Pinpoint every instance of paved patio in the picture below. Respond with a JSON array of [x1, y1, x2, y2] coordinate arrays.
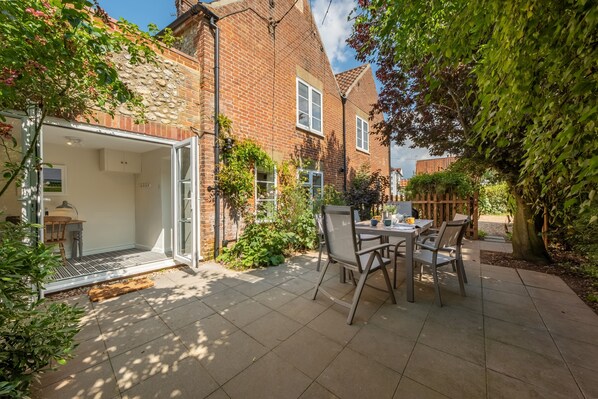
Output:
[[35, 240, 598, 399]]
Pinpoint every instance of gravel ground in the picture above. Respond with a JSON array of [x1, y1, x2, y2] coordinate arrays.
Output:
[[478, 214, 512, 238]]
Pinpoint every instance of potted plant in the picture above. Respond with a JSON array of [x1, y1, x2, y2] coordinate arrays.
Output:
[[383, 204, 396, 226]]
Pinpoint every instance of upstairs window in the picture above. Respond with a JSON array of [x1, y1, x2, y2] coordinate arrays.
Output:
[[356, 116, 369, 152], [297, 78, 322, 134]]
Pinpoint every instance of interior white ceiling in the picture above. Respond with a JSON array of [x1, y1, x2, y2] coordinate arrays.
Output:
[[42, 124, 170, 153]]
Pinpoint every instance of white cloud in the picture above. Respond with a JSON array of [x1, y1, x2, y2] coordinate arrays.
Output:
[[391, 141, 433, 177], [312, 0, 356, 68]]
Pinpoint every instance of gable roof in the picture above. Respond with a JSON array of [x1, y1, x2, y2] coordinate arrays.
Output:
[[335, 64, 370, 96]]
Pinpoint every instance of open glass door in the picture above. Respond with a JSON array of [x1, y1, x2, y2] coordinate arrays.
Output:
[[172, 136, 199, 267]]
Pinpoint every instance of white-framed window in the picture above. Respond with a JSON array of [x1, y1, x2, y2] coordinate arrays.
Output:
[[356, 116, 369, 152], [255, 166, 277, 221], [298, 169, 324, 200], [296, 78, 323, 134]]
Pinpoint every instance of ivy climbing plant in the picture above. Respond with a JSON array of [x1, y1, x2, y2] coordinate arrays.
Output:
[[217, 115, 274, 223]]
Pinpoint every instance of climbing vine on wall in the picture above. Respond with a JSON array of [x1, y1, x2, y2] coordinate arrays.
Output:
[[217, 115, 274, 222]]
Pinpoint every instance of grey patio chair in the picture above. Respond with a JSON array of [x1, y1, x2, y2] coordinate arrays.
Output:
[[420, 213, 470, 283], [396, 201, 413, 217], [414, 220, 468, 306], [314, 205, 396, 324], [315, 214, 326, 272], [353, 209, 383, 250]]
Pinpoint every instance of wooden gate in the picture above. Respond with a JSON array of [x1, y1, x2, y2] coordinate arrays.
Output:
[[388, 193, 479, 239]]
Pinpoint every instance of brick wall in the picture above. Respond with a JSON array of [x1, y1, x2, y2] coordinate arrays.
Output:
[[190, 0, 348, 255], [343, 66, 388, 190]]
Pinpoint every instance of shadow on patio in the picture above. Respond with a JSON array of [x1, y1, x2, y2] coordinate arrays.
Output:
[[35, 240, 598, 399]]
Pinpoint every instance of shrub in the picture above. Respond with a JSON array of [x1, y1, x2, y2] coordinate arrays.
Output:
[[218, 216, 292, 269], [406, 171, 474, 197], [322, 185, 346, 206], [277, 162, 317, 251], [345, 165, 389, 219], [0, 221, 83, 398]]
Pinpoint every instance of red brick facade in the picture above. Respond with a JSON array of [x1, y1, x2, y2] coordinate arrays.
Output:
[[84, 0, 389, 259]]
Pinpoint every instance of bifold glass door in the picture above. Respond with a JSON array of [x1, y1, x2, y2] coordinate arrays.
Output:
[[172, 137, 199, 267]]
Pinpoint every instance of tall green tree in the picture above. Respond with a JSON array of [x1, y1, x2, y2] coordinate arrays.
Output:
[[0, 1, 174, 396], [350, 0, 597, 262]]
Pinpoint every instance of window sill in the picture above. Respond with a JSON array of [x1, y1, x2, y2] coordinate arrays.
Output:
[[296, 124, 324, 138], [356, 147, 370, 155]]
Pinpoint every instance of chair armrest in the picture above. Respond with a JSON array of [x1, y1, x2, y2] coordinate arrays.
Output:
[[355, 243, 392, 256], [419, 233, 438, 244], [416, 242, 437, 251]]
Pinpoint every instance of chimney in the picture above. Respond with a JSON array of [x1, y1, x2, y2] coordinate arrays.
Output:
[[175, 0, 194, 17]]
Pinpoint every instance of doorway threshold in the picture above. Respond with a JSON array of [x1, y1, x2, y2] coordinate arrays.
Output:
[[43, 258, 179, 294]]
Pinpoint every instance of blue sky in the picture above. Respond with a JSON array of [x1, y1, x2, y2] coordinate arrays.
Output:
[[97, 0, 431, 176]]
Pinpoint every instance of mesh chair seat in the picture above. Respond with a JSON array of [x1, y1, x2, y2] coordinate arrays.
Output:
[[359, 233, 382, 241], [412, 250, 454, 267]]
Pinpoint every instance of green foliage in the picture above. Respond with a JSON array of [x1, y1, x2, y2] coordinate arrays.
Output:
[[277, 167, 317, 251], [0, 0, 175, 197], [345, 165, 389, 219], [478, 230, 488, 240], [218, 161, 319, 269], [354, 0, 597, 222], [217, 216, 292, 269], [406, 171, 474, 198], [218, 121, 274, 221], [480, 182, 511, 215], [322, 185, 346, 206], [0, 221, 83, 397], [563, 204, 598, 269]]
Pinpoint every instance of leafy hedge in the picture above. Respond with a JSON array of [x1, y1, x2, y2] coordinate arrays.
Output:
[[406, 171, 474, 197]]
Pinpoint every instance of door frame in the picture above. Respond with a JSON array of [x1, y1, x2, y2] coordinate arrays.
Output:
[[37, 117, 202, 262], [172, 136, 200, 267]]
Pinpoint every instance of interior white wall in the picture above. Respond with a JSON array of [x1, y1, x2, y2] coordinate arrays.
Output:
[[135, 148, 171, 253], [0, 118, 23, 217], [44, 143, 136, 256]]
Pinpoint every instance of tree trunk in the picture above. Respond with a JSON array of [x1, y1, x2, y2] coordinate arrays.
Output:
[[511, 190, 550, 264]]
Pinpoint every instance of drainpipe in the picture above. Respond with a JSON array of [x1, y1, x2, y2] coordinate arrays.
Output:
[[210, 16, 221, 258], [341, 95, 347, 192]]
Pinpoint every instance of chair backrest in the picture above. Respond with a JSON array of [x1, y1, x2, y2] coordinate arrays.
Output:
[[453, 213, 470, 241], [435, 220, 467, 249], [323, 205, 358, 266], [453, 213, 469, 221], [396, 201, 413, 217], [353, 209, 361, 223], [44, 216, 71, 243], [315, 214, 325, 241]]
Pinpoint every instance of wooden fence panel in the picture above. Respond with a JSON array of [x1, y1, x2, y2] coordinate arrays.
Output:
[[388, 192, 479, 239]]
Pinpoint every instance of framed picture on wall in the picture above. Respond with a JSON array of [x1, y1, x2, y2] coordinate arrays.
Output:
[[42, 165, 67, 195]]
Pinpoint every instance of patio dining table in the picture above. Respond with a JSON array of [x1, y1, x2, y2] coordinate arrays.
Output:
[[355, 219, 433, 302]]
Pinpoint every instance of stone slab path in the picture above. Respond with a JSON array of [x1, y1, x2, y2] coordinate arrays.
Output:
[[35, 240, 598, 399]]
